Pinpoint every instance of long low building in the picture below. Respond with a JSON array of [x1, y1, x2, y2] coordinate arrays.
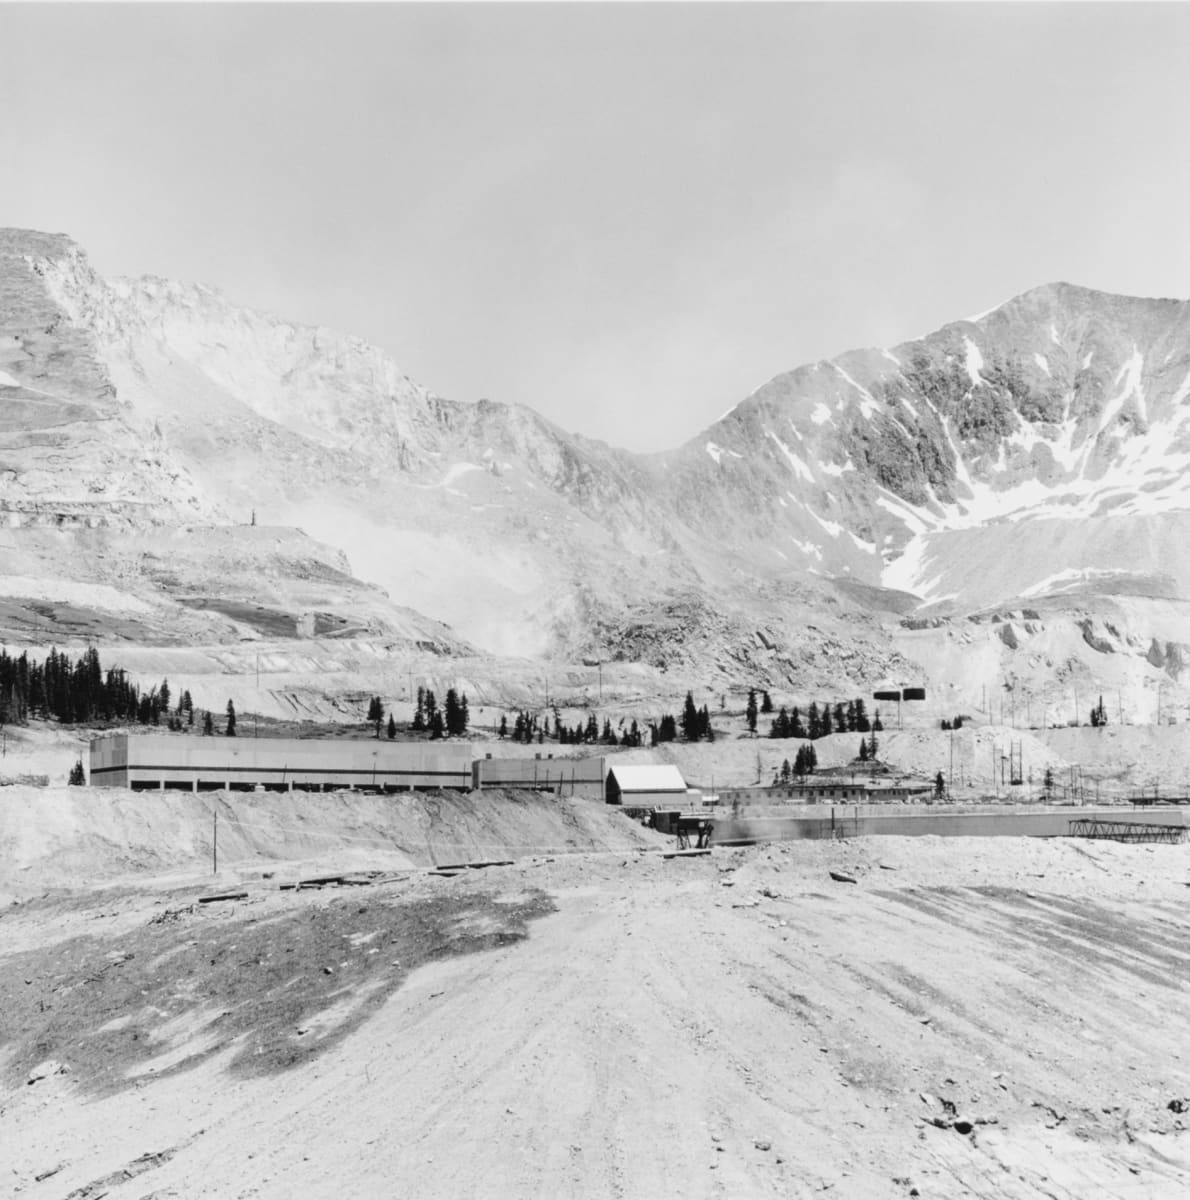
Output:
[[472, 754, 606, 797], [89, 732, 473, 792]]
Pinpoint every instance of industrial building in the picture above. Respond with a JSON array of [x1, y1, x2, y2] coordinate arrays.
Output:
[[605, 762, 690, 807], [472, 754, 606, 797], [718, 781, 868, 806], [717, 780, 934, 806], [89, 732, 473, 792]]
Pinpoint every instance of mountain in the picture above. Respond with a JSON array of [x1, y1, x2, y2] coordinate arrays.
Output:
[[3, 226, 1190, 724]]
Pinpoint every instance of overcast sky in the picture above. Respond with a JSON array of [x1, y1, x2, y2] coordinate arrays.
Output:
[[3, 3, 1188, 451]]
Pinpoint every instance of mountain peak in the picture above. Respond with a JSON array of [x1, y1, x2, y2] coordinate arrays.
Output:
[[0, 227, 81, 261]]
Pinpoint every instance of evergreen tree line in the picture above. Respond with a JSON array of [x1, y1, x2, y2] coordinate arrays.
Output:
[[0, 645, 197, 729], [410, 686, 469, 739], [649, 693, 717, 745], [768, 698, 881, 740], [939, 716, 966, 730], [773, 743, 819, 783], [499, 709, 647, 748]]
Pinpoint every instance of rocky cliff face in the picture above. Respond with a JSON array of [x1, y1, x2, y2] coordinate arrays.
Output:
[[4, 227, 1190, 717]]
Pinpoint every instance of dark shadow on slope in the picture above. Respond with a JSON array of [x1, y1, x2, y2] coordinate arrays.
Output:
[[1, 886, 555, 1096]]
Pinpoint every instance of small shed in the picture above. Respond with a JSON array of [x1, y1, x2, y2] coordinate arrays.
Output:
[[606, 763, 688, 807]]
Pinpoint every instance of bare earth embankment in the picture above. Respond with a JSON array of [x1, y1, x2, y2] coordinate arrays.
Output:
[[1, 794, 1188, 1199]]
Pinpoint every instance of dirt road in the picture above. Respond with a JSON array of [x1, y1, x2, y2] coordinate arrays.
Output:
[[2, 834, 1189, 1198]]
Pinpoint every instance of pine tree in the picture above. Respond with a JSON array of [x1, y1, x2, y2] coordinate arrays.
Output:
[[854, 698, 870, 733], [225, 700, 237, 737], [68, 759, 85, 785], [872, 709, 883, 732], [820, 703, 833, 736], [868, 730, 878, 759], [746, 689, 758, 734], [807, 702, 821, 740], [761, 691, 773, 714], [770, 706, 788, 739], [791, 706, 806, 738], [499, 714, 508, 739], [428, 708, 445, 740], [935, 771, 945, 798], [386, 713, 397, 739], [834, 702, 847, 733], [682, 692, 700, 741], [444, 689, 463, 737], [859, 738, 869, 762], [367, 696, 385, 738], [203, 710, 214, 736]]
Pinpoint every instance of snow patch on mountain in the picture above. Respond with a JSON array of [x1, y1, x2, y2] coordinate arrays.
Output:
[[767, 431, 813, 482], [807, 508, 843, 538], [963, 337, 984, 387], [832, 363, 878, 417]]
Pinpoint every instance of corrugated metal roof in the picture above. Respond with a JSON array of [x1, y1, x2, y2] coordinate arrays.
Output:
[[607, 763, 687, 792]]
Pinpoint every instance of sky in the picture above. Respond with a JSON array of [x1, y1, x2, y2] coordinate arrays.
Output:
[[3, 2, 1189, 452]]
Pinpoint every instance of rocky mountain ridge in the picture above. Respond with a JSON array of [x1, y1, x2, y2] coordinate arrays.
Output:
[[3, 227, 1190, 722]]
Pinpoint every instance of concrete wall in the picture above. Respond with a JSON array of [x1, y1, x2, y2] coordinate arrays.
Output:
[[710, 805, 1190, 845], [89, 733, 473, 791]]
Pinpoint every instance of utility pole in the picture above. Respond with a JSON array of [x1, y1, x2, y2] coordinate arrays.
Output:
[[598, 662, 602, 705], [949, 726, 954, 795], [212, 808, 217, 876]]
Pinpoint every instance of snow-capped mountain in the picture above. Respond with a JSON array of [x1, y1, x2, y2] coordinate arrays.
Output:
[[4, 226, 1190, 718], [657, 281, 1190, 610]]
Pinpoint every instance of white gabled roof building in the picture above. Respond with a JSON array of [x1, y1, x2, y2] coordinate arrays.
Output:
[[606, 762, 688, 805]]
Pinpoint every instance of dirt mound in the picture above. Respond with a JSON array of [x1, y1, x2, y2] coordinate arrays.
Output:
[[0, 785, 665, 898]]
